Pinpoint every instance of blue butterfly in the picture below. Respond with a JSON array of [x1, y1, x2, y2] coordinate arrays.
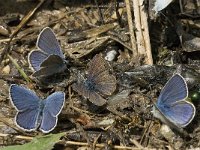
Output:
[[9, 84, 65, 133], [72, 54, 116, 106], [28, 27, 68, 77], [152, 74, 196, 128]]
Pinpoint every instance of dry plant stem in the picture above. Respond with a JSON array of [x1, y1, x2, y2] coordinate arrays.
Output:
[[92, 134, 101, 150], [0, 133, 33, 141], [0, 133, 151, 149], [0, 0, 45, 63], [10, 0, 45, 37], [94, 0, 104, 24], [130, 139, 144, 149], [8, 55, 31, 83], [140, 121, 152, 146], [84, 23, 118, 38], [65, 141, 149, 149], [71, 106, 94, 115], [179, 0, 183, 13], [132, 0, 146, 56], [124, 0, 137, 56], [139, 1, 153, 65]]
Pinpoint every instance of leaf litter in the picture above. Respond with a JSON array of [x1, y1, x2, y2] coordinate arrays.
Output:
[[0, 0, 200, 149]]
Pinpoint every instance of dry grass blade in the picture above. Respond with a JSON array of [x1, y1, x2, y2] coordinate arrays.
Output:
[[0, 0, 45, 63], [124, 0, 137, 57]]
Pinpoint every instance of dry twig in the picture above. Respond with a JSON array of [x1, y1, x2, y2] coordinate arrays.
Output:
[[139, 1, 153, 64], [0, 0, 45, 63], [124, 0, 137, 56]]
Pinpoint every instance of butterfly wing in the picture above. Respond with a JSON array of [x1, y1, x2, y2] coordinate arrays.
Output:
[[87, 54, 116, 95], [92, 70, 116, 95], [37, 27, 64, 58], [72, 82, 107, 106], [156, 74, 195, 127], [87, 54, 107, 79], [40, 92, 65, 133], [28, 50, 48, 71], [157, 74, 188, 106], [158, 101, 195, 127], [9, 84, 40, 131], [32, 55, 66, 77]]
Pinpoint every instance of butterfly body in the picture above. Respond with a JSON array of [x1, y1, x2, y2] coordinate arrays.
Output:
[[10, 84, 65, 133], [152, 74, 196, 128], [28, 27, 67, 77], [84, 79, 96, 91]]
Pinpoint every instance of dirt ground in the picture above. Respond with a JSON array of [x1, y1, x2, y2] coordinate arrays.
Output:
[[0, 0, 200, 149]]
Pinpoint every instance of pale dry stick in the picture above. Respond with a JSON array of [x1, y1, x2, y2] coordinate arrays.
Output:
[[132, 0, 146, 56], [8, 55, 31, 83], [130, 139, 144, 149], [0, 0, 45, 63], [139, 0, 153, 65], [0, 133, 150, 150], [92, 134, 101, 150], [65, 141, 149, 149], [71, 105, 95, 115], [140, 121, 152, 147], [124, 0, 137, 57], [0, 133, 33, 141], [197, 0, 200, 8], [179, 0, 184, 13], [0, 38, 15, 43]]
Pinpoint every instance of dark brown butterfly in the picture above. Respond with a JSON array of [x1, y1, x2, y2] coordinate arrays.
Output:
[[72, 54, 116, 106]]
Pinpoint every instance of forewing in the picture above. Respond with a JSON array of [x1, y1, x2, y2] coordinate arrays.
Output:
[[87, 54, 107, 79], [86, 54, 116, 95], [28, 50, 48, 71], [15, 108, 40, 131], [40, 92, 65, 133], [72, 82, 106, 106], [157, 74, 188, 106], [158, 101, 195, 127], [9, 84, 40, 111], [32, 55, 66, 77], [94, 70, 116, 95], [37, 27, 64, 58]]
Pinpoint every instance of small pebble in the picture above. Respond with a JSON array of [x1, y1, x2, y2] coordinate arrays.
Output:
[[105, 50, 118, 61], [160, 124, 175, 142], [2, 65, 10, 74], [0, 25, 9, 36]]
